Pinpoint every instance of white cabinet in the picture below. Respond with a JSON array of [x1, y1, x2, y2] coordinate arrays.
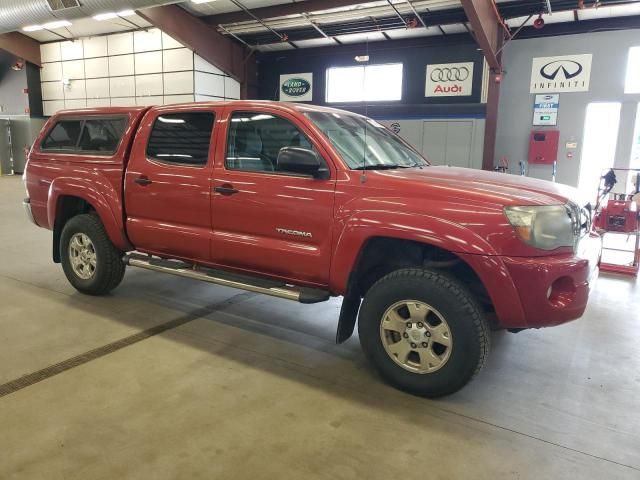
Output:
[[86, 98, 111, 107], [41, 62, 62, 82], [84, 57, 109, 79], [60, 41, 83, 61], [43, 100, 65, 116], [108, 32, 134, 56], [40, 43, 61, 63], [164, 71, 194, 95], [64, 79, 86, 100], [111, 97, 135, 107], [86, 78, 110, 99], [134, 51, 163, 75], [194, 55, 225, 75], [64, 99, 86, 109], [163, 48, 193, 72], [109, 76, 135, 97], [134, 29, 162, 52], [83, 37, 108, 58], [195, 71, 224, 98], [164, 94, 194, 104], [224, 77, 241, 100], [41, 82, 64, 100], [109, 54, 134, 77], [135, 74, 163, 97], [162, 32, 184, 49], [62, 60, 85, 80], [136, 96, 163, 106]]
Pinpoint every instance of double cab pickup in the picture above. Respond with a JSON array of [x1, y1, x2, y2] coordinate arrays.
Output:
[[23, 101, 601, 397]]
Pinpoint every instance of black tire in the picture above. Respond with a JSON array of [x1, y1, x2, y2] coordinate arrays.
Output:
[[358, 268, 489, 398], [60, 213, 126, 295]]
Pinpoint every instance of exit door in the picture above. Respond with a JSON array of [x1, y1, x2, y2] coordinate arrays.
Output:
[[421, 120, 474, 168]]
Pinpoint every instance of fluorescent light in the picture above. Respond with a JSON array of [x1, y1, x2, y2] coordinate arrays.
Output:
[[191, 0, 218, 4], [355, 55, 369, 62], [93, 12, 118, 21], [94, 10, 135, 21], [43, 20, 72, 29], [23, 25, 44, 32]]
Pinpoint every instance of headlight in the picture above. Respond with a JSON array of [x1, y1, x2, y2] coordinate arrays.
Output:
[[504, 204, 578, 251]]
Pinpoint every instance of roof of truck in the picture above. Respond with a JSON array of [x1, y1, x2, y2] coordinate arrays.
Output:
[[53, 100, 361, 118]]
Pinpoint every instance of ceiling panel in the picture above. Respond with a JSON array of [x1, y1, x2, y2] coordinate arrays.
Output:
[[22, 13, 151, 43]]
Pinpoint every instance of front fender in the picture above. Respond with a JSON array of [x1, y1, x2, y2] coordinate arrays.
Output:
[[48, 176, 129, 250], [329, 210, 498, 294]]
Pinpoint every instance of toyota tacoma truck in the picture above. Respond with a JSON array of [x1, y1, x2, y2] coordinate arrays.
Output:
[[23, 101, 600, 397]]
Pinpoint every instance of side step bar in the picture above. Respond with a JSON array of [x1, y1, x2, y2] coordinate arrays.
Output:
[[123, 253, 330, 304]]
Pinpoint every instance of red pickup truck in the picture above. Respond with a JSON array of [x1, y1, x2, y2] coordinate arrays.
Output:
[[23, 101, 600, 397]]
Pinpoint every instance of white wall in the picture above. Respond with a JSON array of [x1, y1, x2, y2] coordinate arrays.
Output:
[[40, 29, 241, 116]]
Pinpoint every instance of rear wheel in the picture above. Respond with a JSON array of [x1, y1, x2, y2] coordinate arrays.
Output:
[[60, 214, 125, 295], [358, 268, 489, 397]]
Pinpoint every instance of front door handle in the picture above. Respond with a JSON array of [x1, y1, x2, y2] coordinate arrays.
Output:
[[134, 176, 152, 186], [214, 185, 239, 195]]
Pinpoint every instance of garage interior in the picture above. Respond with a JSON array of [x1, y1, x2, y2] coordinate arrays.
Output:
[[1, 0, 640, 478]]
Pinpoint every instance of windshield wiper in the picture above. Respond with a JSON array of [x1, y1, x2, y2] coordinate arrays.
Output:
[[353, 164, 403, 170]]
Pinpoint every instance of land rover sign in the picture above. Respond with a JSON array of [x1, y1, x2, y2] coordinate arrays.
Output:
[[279, 73, 313, 102]]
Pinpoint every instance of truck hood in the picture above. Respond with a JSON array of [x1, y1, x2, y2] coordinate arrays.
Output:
[[372, 166, 588, 207]]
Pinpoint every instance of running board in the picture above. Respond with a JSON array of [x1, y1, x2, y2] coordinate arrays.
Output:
[[123, 253, 330, 304]]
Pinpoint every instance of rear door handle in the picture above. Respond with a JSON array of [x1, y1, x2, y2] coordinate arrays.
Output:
[[214, 185, 239, 195], [134, 176, 152, 186]]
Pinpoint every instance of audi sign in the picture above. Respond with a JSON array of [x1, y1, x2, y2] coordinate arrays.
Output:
[[425, 62, 474, 97]]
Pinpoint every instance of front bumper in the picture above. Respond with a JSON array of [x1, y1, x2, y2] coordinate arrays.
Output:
[[23, 198, 37, 226], [460, 233, 601, 329], [501, 233, 601, 328]]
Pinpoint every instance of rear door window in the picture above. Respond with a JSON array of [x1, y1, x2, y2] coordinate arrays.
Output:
[[41, 120, 82, 151], [146, 112, 215, 166]]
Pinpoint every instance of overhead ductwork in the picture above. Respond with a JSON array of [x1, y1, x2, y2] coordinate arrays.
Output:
[[0, 0, 179, 34]]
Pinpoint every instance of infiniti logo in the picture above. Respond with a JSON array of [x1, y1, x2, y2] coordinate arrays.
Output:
[[540, 60, 583, 81], [430, 67, 470, 82]]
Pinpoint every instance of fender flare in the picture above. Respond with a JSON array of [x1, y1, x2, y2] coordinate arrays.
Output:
[[47, 177, 129, 251], [329, 210, 498, 294]]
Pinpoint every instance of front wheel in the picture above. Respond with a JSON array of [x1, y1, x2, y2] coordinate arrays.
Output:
[[358, 268, 489, 397], [60, 214, 126, 295]]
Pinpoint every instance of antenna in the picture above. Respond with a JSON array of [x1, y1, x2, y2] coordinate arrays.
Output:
[[360, 36, 370, 183]]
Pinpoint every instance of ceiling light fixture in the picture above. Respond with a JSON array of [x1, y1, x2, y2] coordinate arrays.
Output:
[[355, 55, 370, 62], [23, 25, 44, 32], [190, 0, 218, 4], [43, 20, 72, 29], [94, 10, 135, 21]]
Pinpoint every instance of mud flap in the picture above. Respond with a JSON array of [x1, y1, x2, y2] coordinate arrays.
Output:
[[336, 295, 362, 344]]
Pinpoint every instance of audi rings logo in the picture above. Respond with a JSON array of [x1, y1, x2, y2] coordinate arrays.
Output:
[[540, 60, 583, 81], [430, 66, 470, 83], [426, 62, 474, 97]]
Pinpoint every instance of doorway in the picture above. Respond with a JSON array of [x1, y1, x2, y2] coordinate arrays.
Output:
[[577, 102, 622, 198], [421, 120, 474, 168]]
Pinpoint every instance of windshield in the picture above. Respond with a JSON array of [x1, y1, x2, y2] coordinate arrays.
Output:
[[304, 111, 428, 170]]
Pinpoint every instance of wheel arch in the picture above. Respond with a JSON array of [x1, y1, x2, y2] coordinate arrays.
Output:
[[48, 178, 130, 263]]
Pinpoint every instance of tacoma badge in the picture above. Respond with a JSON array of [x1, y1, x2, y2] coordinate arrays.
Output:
[[276, 228, 312, 238]]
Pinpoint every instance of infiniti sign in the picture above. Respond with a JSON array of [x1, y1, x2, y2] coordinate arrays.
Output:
[[530, 54, 592, 93], [540, 60, 583, 80]]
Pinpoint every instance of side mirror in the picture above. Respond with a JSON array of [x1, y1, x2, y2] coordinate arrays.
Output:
[[277, 147, 328, 179]]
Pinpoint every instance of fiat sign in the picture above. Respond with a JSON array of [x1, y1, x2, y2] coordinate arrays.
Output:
[[425, 62, 474, 97], [530, 54, 592, 93]]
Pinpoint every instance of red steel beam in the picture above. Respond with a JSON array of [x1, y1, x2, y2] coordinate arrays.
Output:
[[0, 32, 41, 66], [481, 31, 504, 171], [460, 0, 504, 72], [204, 0, 367, 25], [137, 4, 247, 83]]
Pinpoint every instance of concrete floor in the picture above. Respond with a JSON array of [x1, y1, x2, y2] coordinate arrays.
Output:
[[1, 175, 639, 479]]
